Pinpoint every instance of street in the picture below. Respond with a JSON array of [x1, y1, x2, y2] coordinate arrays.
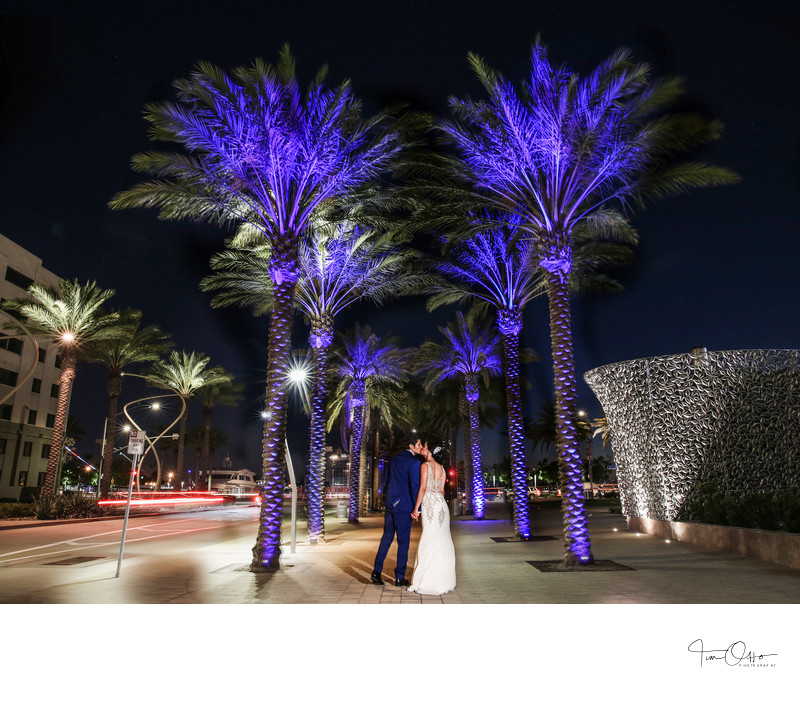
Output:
[[0, 505, 264, 603]]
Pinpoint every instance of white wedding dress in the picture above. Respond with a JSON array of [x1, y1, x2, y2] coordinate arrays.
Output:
[[407, 462, 456, 595]]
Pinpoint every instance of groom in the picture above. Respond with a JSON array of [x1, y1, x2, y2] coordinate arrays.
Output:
[[371, 435, 423, 587]]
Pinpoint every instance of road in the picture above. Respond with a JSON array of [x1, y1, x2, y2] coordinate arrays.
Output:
[[0, 505, 265, 603]]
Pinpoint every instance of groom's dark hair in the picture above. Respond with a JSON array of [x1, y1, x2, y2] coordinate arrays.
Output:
[[407, 433, 424, 448]]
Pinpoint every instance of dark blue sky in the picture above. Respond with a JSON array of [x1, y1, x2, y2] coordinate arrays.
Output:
[[1, 0, 797, 475]]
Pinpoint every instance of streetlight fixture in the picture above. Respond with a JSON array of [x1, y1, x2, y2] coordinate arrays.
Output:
[[120, 372, 186, 490], [278, 356, 311, 554]]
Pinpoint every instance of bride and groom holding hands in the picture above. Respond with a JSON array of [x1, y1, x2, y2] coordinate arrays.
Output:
[[371, 435, 456, 595]]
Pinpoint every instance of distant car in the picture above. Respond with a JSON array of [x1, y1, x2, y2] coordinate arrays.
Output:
[[483, 487, 507, 501]]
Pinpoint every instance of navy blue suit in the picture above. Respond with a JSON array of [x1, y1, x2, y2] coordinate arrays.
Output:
[[373, 449, 421, 579]]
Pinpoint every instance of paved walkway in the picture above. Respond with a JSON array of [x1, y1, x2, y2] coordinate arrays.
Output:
[[2, 500, 799, 604]]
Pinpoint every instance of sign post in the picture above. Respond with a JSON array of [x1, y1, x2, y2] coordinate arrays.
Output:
[[115, 429, 145, 578]]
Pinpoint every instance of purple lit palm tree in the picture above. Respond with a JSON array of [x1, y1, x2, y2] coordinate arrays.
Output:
[[416, 310, 503, 519], [332, 325, 413, 523], [328, 373, 416, 512], [428, 211, 629, 537], [202, 222, 427, 541], [428, 216, 540, 537], [423, 40, 737, 564], [111, 47, 401, 571]]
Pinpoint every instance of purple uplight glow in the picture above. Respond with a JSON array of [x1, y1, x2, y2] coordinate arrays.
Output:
[[334, 324, 411, 523], [436, 38, 706, 558], [418, 312, 503, 520], [111, 48, 402, 569], [434, 220, 536, 538]]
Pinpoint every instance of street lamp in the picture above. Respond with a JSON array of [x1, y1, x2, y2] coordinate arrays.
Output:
[[279, 356, 311, 554], [578, 409, 594, 497], [120, 372, 186, 490]]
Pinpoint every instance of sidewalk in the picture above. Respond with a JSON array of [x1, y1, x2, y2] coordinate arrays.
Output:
[[3, 501, 798, 604]]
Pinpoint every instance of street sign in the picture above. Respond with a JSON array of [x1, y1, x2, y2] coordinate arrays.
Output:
[[127, 429, 146, 455]]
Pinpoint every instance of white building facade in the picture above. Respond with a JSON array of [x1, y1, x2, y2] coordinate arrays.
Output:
[[0, 233, 62, 501]]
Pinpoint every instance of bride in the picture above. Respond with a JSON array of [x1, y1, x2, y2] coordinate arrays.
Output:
[[408, 443, 456, 595]]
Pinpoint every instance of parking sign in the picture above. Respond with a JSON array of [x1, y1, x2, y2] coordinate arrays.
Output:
[[127, 429, 146, 455]]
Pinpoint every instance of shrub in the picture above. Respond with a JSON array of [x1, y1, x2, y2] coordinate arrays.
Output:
[[681, 482, 800, 533], [0, 502, 36, 518], [33, 493, 104, 520], [33, 494, 57, 520]]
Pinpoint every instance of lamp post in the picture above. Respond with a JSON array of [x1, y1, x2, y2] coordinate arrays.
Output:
[[98, 417, 131, 495], [578, 410, 594, 497], [120, 372, 185, 490], [272, 357, 311, 554]]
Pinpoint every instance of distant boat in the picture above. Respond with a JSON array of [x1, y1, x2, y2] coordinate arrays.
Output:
[[207, 468, 257, 496]]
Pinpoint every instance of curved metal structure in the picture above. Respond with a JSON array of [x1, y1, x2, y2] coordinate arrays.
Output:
[[584, 349, 800, 521], [0, 311, 40, 406]]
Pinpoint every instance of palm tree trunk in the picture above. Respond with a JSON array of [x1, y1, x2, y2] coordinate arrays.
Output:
[[498, 310, 532, 539], [251, 274, 296, 572], [347, 381, 366, 523], [359, 428, 369, 515], [306, 341, 330, 543], [43, 352, 76, 495], [101, 372, 122, 499], [176, 411, 188, 489], [200, 405, 212, 491], [545, 273, 594, 565], [459, 395, 472, 514], [371, 417, 381, 510], [465, 375, 485, 519]]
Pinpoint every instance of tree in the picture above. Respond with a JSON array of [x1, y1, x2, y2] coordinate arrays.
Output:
[[332, 324, 413, 523], [111, 46, 402, 571], [526, 400, 592, 452], [415, 310, 503, 519], [416, 40, 737, 563], [84, 309, 172, 498], [428, 220, 547, 537], [201, 218, 427, 541], [194, 376, 243, 488], [146, 351, 227, 489], [2, 280, 119, 494]]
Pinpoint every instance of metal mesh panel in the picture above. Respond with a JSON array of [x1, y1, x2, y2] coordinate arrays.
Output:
[[584, 349, 800, 520]]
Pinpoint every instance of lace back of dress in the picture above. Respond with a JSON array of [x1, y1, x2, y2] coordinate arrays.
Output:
[[428, 462, 443, 493]]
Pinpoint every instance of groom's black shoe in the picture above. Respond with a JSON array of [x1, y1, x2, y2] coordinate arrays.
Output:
[[370, 571, 384, 585], [395, 578, 411, 587]]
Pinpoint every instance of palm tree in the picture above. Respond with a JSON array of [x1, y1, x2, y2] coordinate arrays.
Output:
[[591, 417, 612, 450], [332, 324, 413, 523], [427, 216, 545, 538], [84, 310, 172, 498], [327, 370, 415, 510], [111, 46, 402, 571], [201, 220, 428, 541], [184, 425, 229, 482], [415, 310, 503, 519], [2, 280, 119, 494], [414, 40, 737, 563], [146, 351, 227, 489], [526, 400, 592, 453], [194, 375, 243, 488]]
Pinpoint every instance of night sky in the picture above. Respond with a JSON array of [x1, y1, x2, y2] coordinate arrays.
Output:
[[2, 0, 796, 686], [1, 0, 797, 478]]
